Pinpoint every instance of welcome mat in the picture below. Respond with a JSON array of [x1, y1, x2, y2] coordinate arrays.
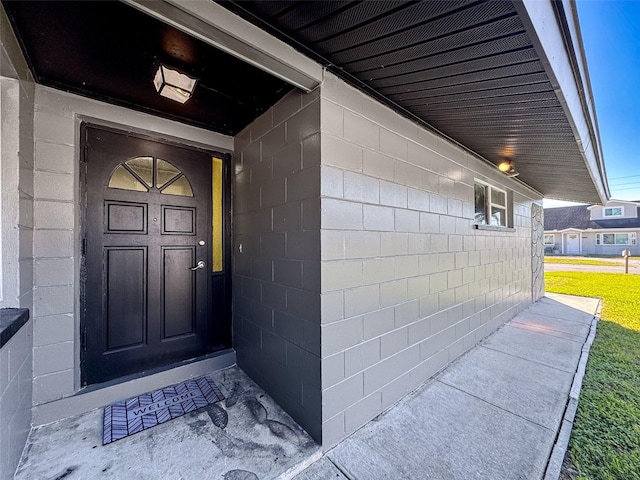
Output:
[[103, 375, 224, 444]]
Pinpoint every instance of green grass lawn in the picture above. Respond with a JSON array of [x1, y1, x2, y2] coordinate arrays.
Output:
[[544, 257, 621, 266], [545, 272, 640, 480]]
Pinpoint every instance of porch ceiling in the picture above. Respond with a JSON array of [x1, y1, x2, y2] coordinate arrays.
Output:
[[3, 0, 608, 204], [1, 0, 293, 136], [222, 0, 609, 204]]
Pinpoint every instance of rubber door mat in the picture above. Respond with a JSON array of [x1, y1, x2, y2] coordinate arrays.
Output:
[[103, 375, 224, 444]]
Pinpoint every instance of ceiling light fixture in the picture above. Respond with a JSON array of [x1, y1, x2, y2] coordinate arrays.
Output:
[[153, 65, 196, 104], [497, 159, 519, 177]]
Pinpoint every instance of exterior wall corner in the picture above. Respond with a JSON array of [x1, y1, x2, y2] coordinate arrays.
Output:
[[232, 88, 322, 442]]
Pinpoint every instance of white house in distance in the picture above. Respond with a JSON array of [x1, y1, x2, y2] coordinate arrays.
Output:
[[0, 1, 610, 477], [544, 200, 640, 255]]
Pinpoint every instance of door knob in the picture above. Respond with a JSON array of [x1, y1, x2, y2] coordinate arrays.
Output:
[[190, 260, 206, 271]]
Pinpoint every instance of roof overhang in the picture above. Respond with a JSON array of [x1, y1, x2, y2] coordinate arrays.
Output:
[[221, 0, 610, 204], [1, 0, 305, 134], [513, 0, 609, 203], [2, 0, 611, 204]]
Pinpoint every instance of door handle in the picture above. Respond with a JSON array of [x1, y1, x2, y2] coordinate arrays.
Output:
[[190, 260, 206, 271]]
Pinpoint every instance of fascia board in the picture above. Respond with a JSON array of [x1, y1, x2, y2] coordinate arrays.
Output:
[[604, 200, 640, 206], [513, 0, 610, 204]]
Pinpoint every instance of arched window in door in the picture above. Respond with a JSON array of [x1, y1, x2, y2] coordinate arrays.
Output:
[[108, 156, 193, 197]]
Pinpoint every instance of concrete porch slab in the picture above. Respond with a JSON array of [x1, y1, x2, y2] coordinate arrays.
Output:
[[14, 367, 319, 480]]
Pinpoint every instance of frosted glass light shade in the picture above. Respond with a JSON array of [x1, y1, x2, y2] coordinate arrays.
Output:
[[153, 65, 196, 104]]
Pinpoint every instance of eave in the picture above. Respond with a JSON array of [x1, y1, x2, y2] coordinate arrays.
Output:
[[221, 0, 610, 204], [2, 0, 610, 205]]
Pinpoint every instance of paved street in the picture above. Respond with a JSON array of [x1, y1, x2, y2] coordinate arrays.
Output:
[[544, 257, 640, 275]]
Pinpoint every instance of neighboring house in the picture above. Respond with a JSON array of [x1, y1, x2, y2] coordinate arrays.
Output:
[[0, 1, 609, 478], [544, 201, 640, 255]]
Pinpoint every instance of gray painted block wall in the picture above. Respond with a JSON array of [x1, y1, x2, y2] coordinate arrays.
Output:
[[232, 75, 544, 446], [1, 7, 35, 314], [318, 73, 542, 446], [31, 96, 77, 407], [0, 322, 33, 480], [232, 89, 322, 441], [1, 8, 35, 478]]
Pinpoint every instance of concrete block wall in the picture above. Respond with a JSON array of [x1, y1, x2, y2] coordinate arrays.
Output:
[[30, 85, 233, 410], [0, 6, 35, 313], [233, 89, 322, 441], [1, 6, 35, 477], [31, 95, 77, 407], [318, 73, 542, 446], [0, 322, 33, 480]]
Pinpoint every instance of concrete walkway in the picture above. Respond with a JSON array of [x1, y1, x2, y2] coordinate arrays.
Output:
[[295, 293, 600, 480], [14, 294, 599, 480]]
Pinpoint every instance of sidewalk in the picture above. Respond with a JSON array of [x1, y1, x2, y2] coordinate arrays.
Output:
[[14, 294, 599, 480], [295, 293, 600, 480]]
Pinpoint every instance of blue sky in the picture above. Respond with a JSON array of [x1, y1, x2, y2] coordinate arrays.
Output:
[[544, 0, 640, 207]]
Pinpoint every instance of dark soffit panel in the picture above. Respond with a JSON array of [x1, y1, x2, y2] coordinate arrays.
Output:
[[221, 0, 603, 203], [2, 0, 293, 136]]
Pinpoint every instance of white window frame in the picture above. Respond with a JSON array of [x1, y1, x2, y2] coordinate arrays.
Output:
[[596, 232, 636, 245], [603, 206, 624, 217], [474, 180, 508, 227], [544, 234, 555, 245]]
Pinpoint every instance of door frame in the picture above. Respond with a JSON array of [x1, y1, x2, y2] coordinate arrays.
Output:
[[79, 122, 233, 386]]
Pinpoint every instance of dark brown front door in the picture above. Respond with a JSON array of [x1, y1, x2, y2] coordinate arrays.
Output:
[[82, 125, 219, 385]]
